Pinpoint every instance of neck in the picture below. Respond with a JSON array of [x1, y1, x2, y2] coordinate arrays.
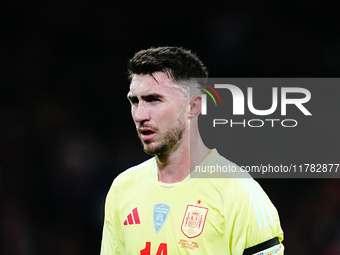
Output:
[[155, 141, 190, 183], [156, 127, 210, 184]]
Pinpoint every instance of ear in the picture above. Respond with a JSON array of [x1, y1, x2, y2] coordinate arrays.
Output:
[[188, 95, 202, 119]]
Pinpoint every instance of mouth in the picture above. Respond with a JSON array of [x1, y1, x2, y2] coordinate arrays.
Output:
[[139, 128, 156, 141]]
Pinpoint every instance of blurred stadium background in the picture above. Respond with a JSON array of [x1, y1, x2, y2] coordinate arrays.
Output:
[[1, 1, 339, 254]]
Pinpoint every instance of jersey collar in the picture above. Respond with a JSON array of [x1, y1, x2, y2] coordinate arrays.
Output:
[[150, 149, 219, 184]]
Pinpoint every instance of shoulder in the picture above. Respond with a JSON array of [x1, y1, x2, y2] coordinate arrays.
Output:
[[109, 157, 154, 192], [198, 150, 275, 217], [103, 158, 154, 220], [206, 151, 284, 246], [114, 157, 154, 185]]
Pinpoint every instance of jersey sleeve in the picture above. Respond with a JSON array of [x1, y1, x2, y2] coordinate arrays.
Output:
[[227, 179, 284, 254], [100, 186, 124, 255]]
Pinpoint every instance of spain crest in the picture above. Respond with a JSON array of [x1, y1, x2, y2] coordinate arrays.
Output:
[[181, 205, 208, 238]]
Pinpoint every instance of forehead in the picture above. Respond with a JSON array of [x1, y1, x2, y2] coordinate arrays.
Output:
[[129, 72, 182, 96]]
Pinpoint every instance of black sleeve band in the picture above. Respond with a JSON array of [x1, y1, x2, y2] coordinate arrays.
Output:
[[243, 237, 280, 255]]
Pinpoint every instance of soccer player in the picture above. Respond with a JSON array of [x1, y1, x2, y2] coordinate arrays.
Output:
[[100, 47, 284, 254]]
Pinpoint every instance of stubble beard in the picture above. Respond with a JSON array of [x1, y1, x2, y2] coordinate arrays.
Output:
[[140, 115, 186, 156]]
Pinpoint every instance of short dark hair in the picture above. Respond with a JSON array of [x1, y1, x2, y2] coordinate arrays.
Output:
[[127, 46, 208, 83]]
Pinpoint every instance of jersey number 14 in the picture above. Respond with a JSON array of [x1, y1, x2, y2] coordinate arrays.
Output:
[[140, 242, 167, 255]]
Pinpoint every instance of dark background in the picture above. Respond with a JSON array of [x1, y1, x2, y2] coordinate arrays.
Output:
[[1, 1, 339, 254]]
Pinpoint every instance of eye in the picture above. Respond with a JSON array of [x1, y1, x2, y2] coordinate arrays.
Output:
[[128, 95, 139, 105], [143, 95, 162, 104], [146, 97, 160, 103]]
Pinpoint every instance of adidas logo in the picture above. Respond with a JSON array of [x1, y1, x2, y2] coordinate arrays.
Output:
[[123, 207, 141, 225]]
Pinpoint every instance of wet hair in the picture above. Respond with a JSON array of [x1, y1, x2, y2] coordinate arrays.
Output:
[[127, 46, 208, 96]]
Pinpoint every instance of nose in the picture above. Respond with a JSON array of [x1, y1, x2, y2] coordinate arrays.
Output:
[[132, 102, 150, 123]]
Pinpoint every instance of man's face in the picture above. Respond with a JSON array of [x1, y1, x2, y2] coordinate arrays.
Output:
[[128, 72, 189, 155]]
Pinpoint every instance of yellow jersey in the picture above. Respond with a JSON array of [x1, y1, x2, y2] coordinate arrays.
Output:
[[100, 149, 284, 255]]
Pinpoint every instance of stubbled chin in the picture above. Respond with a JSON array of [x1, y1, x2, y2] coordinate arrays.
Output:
[[142, 140, 163, 155], [143, 145, 157, 155]]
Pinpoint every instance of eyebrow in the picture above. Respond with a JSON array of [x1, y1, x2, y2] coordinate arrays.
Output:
[[127, 93, 163, 102], [141, 93, 163, 101]]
